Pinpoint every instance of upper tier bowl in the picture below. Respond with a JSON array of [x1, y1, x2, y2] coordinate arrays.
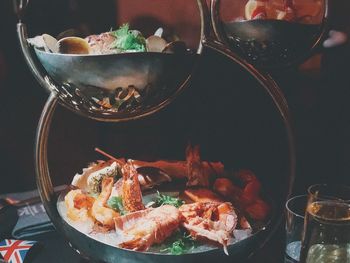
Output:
[[35, 49, 197, 121]]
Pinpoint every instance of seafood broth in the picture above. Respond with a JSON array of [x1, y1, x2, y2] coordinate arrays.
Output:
[[57, 184, 273, 255]]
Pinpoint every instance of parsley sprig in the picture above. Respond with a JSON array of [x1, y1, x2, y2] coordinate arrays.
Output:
[[107, 196, 126, 215], [110, 23, 146, 52], [155, 191, 184, 208], [160, 231, 195, 255]]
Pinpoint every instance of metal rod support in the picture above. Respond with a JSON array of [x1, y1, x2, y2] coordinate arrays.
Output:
[[35, 92, 59, 220], [197, 0, 215, 53]]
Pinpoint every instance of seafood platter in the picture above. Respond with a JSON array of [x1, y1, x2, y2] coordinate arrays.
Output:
[[24, 24, 197, 121], [60, 146, 271, 258], [14, 0, 295, 262]]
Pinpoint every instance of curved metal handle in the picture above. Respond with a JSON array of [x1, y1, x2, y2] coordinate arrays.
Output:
[[210, 0, 227, 44], [197, 0, 211, 40], [196, 0, 223, 53], [14, 0, 58, 94], [13, 0, 30, 21], [17, 23, 56, 94], [35, 92, 59, 218], [308, 0, 330, 56]]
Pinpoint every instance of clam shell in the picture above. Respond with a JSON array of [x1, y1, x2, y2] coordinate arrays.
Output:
[[42, 34, 58, 53], [146, 35, 167, 53], [27, 35, 46, 49], [154, 27, 164, 37]]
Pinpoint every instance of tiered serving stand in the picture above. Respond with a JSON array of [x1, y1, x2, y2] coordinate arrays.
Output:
[[14, 0, 295, 262]]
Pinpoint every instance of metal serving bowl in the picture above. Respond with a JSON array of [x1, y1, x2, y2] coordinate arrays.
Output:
[[210, 0, 328, 69], [16, 0, 200, 122], [34, 49, 197, 121], [55, 186, 274, 263]]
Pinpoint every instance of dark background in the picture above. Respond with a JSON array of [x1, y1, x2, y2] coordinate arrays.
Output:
[[0, 2, 349, 263], [0, 0, 349, 195]]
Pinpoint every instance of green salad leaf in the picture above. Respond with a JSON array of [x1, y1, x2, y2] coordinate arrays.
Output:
[[110, 23, 146, 52], [107, 196, 126, 215], [160, 231, 195, 255], [155, 191, 184, 208]]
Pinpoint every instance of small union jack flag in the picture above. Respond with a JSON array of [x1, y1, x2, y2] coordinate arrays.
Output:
[[0, 239, 36, 263]]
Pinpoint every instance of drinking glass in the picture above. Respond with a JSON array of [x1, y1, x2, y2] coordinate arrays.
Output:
[[299, 184, 350, 263], [285, 195, 308, 262]]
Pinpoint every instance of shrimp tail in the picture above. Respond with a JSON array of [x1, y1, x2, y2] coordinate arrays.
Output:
[[91, 177, 119, 228], [120, 235, 153, 251], [223, 244, 229, 256]]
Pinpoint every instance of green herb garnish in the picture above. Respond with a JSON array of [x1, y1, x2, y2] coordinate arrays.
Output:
[[110, 23, 146, 52], [107, 196, 126, 215], [155, 191, 184, 208], [160, 232, 195, 255]]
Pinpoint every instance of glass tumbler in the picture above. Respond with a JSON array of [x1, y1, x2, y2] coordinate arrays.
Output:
[[285, 195, 308, 262], [299, 184, 350, 263]]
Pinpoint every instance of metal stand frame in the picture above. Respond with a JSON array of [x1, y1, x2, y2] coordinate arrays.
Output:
[[14, 0, 296, 261], [34, 92, 59, 219]]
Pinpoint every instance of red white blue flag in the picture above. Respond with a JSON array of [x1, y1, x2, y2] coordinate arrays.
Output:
[[0, 239, 36, 263]]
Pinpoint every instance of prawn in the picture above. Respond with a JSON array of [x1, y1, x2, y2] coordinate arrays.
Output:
[[91, 177, 119, 228], [213, 170, 270, 220], [179, 202, 237, 255], [65, 189, 95, 222], [122, 162, 145, 212], [114, 205, 180, 251]]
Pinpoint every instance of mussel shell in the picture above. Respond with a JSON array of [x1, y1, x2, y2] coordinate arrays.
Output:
[[162, 41, 187, 54], [57, 29, 83, 40], [57, 37, 91, 54]]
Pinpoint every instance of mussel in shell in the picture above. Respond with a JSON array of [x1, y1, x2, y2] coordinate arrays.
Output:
[[163, 41, 187, 54], [57, 37, 91, 54]]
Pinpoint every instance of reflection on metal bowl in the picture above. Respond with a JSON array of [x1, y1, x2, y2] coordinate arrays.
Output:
[[210, 0, 328, 69], [222, 20, 323, 68], [35, 50, 198, 121]]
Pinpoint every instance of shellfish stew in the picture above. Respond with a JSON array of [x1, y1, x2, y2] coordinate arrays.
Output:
[[58, 144, 272, 256], [28, 24, 189, 55]]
